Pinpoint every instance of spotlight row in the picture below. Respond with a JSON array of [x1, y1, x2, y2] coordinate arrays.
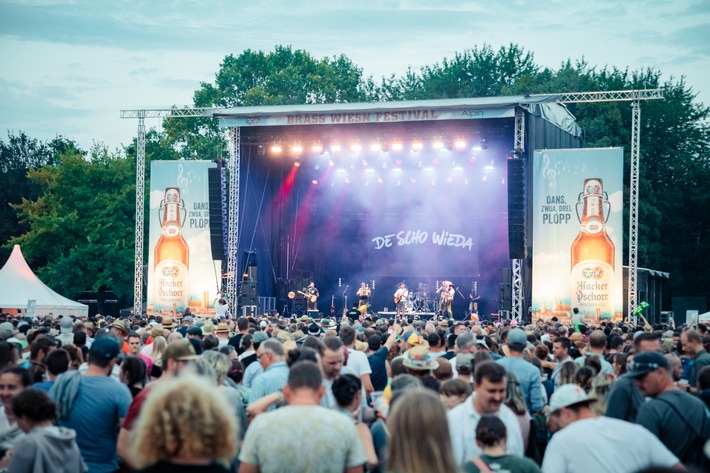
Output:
[[269, 137, 488, 156]]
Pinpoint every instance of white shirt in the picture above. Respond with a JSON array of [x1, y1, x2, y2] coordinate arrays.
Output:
[[447, 393, 524, 465], [542, 417, 679, 473], [345, 348, 372, 377]]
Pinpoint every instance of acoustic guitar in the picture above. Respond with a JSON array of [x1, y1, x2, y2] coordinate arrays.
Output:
[[298, 290, 318, 303]]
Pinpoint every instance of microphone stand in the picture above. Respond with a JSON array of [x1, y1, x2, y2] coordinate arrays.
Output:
[[342, 285, 349, 312]]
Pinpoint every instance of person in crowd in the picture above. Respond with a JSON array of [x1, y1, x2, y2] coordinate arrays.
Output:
[[629, 351, 710, 469], [148, 335, 167, 380], [504, 371, 530, 448], [611, 352, 628, 377], [402, 345, 441, 393], [202, 350, 247, 439], [238, 360, 365, 473], [117, 339, 200, 468], [126, 331, 153, 373], [8, 388, 86, 473], [120, 356, 147, 398], [439, 378, 472, 410], [132, 375, 238, 472], [249, 339, 289, 407], [556, 361, 578, 386], [33, 348, 69, 392], [588, 374, 613, 416], [606, 332, 661, 422], [333, 374, 378, 471], [574, 366, 596, 393], [541, 384, 681, 472], [0, 343, 18, 371], [228, 317, 250, 355], [319, 337, 364, 409], [387, 388, 459, 473], [0, 367, 32, 460], [448, 361, 524, 465], [60, 344, 83, 371], [242, 331, 269, 388], [550, 337, 572, 387], [497, 328, 544, 415], [681, 329, 710, 391], [50, 337, 132, 473], [340, 325, 374, 395], [463, 415, 541, 473]]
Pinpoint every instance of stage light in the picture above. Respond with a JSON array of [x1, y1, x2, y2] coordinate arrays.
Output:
[[314, 163, 321, 171], [485, 160, 494, 171], [453, 166, 464, 171], [271, 142, 283, 154], [432, 158, 439, 165], [395, 159, 403, 167], [345, 178, 351, 185], [432, 137, 444, 149], [377, 177, 384, 184], [312, 179, 318, 185], [454, 137, 467, 149], [336, 169, 347, 174], [328, 159, 335, 167], [370, 142, 382, 152], [411, 140, 423, 152], [410, 177, 417, 184], [330, 142, 342, 153], [423, 167, 434, 172], [481, 175, 488, 182], [391, 140, 403, 151], [469, 155, 476, 163], [350, 142, 362, 153], [291, 143, 303, 155], [396, 179, 402, 187], [362, 159, 368, 167], [446, 176, 453, 183], [365, 168, 376, 173], [294, 161, 301, 167], [311, 142, 324, 154], [472, 138, 488, 151], [392, 168, 403, 173]]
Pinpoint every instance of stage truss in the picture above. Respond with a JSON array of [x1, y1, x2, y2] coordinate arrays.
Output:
[[121, 89, 663, 323]]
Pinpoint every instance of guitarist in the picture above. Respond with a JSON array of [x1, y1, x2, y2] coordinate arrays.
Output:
[[306, 281, 319, 312], [437, 282, 455, 318], [356, 282, 371, 309], [394, 283, 409, 319]]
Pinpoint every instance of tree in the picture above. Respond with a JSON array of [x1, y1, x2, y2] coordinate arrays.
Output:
[[11, 145, 136, 301], [0, 132, 80, 263], [163, 45, 371, 160]]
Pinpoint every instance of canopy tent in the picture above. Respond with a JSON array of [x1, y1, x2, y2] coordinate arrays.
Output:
[[0, 245, 88, 317]]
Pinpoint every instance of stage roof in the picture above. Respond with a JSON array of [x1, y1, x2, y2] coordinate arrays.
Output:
[[213, 95, 581, 138]]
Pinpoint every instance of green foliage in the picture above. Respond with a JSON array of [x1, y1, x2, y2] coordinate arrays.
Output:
[[10, 146, 136, 301]]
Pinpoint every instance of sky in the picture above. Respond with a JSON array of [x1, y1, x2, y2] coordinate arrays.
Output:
[[1, 0, 708, 151]]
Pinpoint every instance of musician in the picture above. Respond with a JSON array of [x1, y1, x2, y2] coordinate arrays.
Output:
[[356, 282, 371, 309], [394, 283, 409, 319], [437, 282, 455, 318], [306, 282, 319, 311]]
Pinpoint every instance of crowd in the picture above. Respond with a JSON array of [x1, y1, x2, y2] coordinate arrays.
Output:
[[0, 310, 708, 473]]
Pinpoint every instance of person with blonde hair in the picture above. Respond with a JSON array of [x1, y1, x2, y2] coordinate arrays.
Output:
[[148, 335, 167, 380], [387, 388, 459, 473], [131, 374, 238, 472]]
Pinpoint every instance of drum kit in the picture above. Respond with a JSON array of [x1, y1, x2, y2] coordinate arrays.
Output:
[[405, 283, 438, 313]]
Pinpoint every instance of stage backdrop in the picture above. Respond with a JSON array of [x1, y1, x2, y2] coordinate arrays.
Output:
[[531, 148, 623, 323], [147, 161, 220, 315]]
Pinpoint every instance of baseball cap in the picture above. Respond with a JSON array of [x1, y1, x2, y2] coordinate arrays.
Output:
[[162, 340, 199, 361], [0, 322, 15, 341], [455, 353, 474, 372], [401, 332, 422, 346], [627, 351, 668, 378], [549, 384, 595, 413], [88, 337, 121, 361], [252, 331, 269, 344], [507, 328, 527, 348], [187, 326, 203, 337]]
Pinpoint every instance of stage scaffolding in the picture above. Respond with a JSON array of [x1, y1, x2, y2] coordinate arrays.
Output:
[[122, 89, 663, 323]]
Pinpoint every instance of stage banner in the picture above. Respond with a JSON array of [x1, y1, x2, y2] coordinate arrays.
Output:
[[147, 161, 219, 315], [531, 148, 623, 323]]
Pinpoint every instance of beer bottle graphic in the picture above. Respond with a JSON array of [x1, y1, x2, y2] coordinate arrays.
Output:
[[570, 178, 614, 321], [154, 187, 189, 313]]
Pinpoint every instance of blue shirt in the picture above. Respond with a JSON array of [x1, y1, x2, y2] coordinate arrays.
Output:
[[497, 356, 544, 413], [250, 361, 289, 406], [50, 376, 132, 473]]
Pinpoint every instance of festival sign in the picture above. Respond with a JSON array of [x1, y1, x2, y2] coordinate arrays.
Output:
[[531, 148, 624, 323], [147, 161, 220, 315]]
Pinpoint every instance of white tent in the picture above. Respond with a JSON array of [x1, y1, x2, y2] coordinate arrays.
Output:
[[0, 245, 88, 317]]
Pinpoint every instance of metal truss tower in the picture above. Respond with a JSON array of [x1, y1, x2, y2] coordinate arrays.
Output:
[[511, 107, 526, 322], [226, 128, 241, 312]]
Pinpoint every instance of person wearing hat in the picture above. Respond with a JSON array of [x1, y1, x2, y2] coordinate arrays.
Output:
[[110, 319, 131, 354], [215, 322, 231, 348], [628, 351, 710, 469], [117, 339, 200, 467], [0, 321, 16, 342], [496, 328, 544, 415], [176, 315, 195, 337], [51, 336, 133, 473], [402, 345, 441, 392], [541, 383, 681, 472]]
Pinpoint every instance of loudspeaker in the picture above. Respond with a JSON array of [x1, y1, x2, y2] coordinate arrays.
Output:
[[208, 167, 226, 261], [499, 283, 512, 311], [244, 265, 257, 282], [507, 159, 526, 259]]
